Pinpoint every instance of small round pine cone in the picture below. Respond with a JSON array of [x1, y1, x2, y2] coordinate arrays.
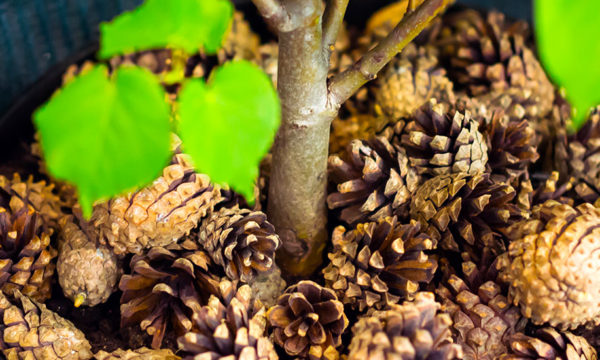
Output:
[[268, 280, 348, 360], [57, 214, 120, 307], [119, 247, 221, 348], [410, 172, 526, 261], [178, 281, 277, 360], [348, 292, 463, 360], [0, 191, 56, 302], [0, 290, 93, 359], [91, 153, 222, 255], [500, 201, 600, 329], [375, 43, 456, 121], [500, 328, 597, 360], [322, 217, 437, 312], [94, 347, 180, 360], [198, 205, 280, 283], [435, 10, 554, 118], [327, 130, 422, 226], [399, 99, 488, 177]]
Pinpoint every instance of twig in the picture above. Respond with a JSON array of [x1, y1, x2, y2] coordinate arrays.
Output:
[[327, 0, 453, 107], [322, 0, 350, 52], [250, 0, 291, 31]]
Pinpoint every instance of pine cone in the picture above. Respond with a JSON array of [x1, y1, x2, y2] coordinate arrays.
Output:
[[329, 113, 389, 155], [327, 129, 422, 226], [178, 281, 277, 360], [410, 172, 525, 261], [94, 347, 180, 360], [532, 95, 571, 175], [436, 256, 527, 360], [0, 186, 56, 302], [218, 11, 261, 64], [198, 205, 280, 283], [119, 246, 221, 348], [399, 99, 488, 177], [0, 290, 93, 359], [57, 214, 120, 307], [500, 201, 600, 329], [322, 217, 437, 312], [375, 43, 456, 121], [501, 328, 597, 360], [91, 153, 222, 255], [436, 10, 554, 117], [268, 280, 348, 360], [348, 292, 463, 360]]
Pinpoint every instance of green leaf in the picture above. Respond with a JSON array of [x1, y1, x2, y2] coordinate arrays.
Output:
[[34, 65, 173, 217], [535, 0, 600, 129], [99, 0, 233, 59], [178, 60, 280, 202]]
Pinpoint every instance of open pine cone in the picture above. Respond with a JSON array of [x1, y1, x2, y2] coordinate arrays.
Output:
[[501, 328, 597, 360], [0, 290, 93, 360], [327, 129, 421, 226], [178, 280, 277, 360], [499, 201, 600, 330], [94, 347, 180, 360], [322, 217, 437, 312], [91, 153, 222, 255], [268, 280, 348, 360], [348, 292, 463, 360], [198, 205, 280, 283], [0, 185, 56, 302], [399, 99, 488, 177], [435, 10, 554, 118], [119, 246, 221, 348]]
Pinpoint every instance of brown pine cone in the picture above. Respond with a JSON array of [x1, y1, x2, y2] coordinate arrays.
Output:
[[119, 246, 221, 348], [348, 292, 463, 360], [322, 217, 437, 312], [436, 10, 554, 117], [501, 328, 597, 360], [57, 214, 120, 307], [327, 130, 421, 226], [410, 172, 525, 261], [91, 153, 222, 255], [178, 281, 277, 360], [499, 201, 600, 329], [95, 347, 180, 360], [532, 95, 571, 175], [0, 187, 56, 302], [268, 280, 348, 360], [375, 43, 456, 121], [0, 290, 93, 359], [399, 99, 488, 177], [198, 205, 280, 283], [329, 113, 390, 155], [436, 256, 527, 360]]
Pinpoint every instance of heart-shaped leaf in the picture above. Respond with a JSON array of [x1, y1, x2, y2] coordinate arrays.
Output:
[[535, 0, 600, 129], [34, 65, 173, 216], [178, 60, 280, 202], [99, 0, 233, 59]]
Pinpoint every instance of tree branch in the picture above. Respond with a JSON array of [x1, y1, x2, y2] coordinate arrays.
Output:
[[327, 0, 453, 107], [322, 0, 350, 52], [250, 0, 291, 32]]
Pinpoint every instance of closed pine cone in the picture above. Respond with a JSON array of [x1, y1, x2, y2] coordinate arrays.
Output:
[[322, 217, 437, 312], [410, 172, 525, 262], [119, 246, 221, 348], [0, 290, 93, 360], [178, 280, 277, 360], [57, 213, 120, 307], [499, 201, 600, 329], [327, 129, 421, 226], [0, 187, 56, 302], [268, 280, 348, 360], [198, 205, 280, 283], [435, 10, 554, 117], [399, 99, 488, 177], [375, 43, 456, 121], [90, 153, 222, 255], [94, 347, 180, 360], [500, 328, 597, 360], [348, 292, 463, 360]]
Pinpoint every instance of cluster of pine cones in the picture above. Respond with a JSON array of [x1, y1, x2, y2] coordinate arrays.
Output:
[[2, 5, 600, 360]]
